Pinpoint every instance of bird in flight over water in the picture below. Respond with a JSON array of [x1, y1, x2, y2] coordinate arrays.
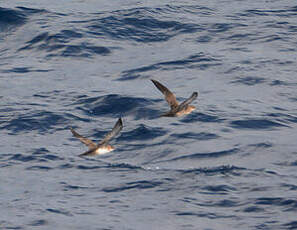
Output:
[[70, 118, 123, 156], [151, 79, 198, 117]]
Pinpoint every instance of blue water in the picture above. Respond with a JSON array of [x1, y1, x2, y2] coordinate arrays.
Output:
[[1, 0, 297, 229]]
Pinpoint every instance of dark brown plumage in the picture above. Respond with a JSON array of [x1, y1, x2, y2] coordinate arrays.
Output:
[[151, 79, 198, 117], [70, 118, 123, 156]]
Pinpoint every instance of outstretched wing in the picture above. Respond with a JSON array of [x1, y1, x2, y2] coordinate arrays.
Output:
[[99, 118, 123, 145], [151, 79, 179, 109], [70, 128, 96, 149], [177, 92, 198, 111]]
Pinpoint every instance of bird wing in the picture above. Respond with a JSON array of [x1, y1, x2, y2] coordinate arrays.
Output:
[[99, 118, 123, 145], [151, 79, 179, 109], [70, 128, 97, 149], [177, 92, 198, 111]]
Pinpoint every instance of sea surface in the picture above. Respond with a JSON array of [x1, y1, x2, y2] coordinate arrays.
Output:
[[1, 0, 297, 229]]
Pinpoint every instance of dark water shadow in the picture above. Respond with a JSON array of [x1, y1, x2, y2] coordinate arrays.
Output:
[[230, 76, 266, 86], [2, 110, 70, 134], [46, 208, 72, 217], [1, 67, 52, 74], [102, 180, 163, 193], [230, 118, 288, 130], [170, 148, 240, 161], [149, 148, 240, 166], [180, 112, 225, 124], [28, 219, 48, 227], [254, 197, 297, 212], [7, 148, 64, 166], [238, 7, 297, 17], [0, 7, 42, 32], [170, 132, 219, 141], [118, 124, 168, 141], [75, 94, 161, 120], [178, 165, 247, 176], [118, 53, 221, 81], [283, 221, 297, 230], [19, 30, 111, 58], [85, 6, 203, 43], [0, 6, 46, 33]]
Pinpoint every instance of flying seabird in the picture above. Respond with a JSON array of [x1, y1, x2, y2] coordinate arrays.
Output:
[[70, 118, 123, 156], [151, 79, 198, 117]]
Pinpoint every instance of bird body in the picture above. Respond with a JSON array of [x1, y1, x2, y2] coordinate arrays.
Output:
[[70, 118, 123, 156], [151, 79, 198, 117]]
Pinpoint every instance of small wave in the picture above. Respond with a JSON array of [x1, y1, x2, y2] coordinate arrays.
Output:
[[102, 180, 162, 192], [230, 76, 266, 86], [119, 124, 167, 141], [175, 211, 236, 219], [208, 23, 243, 33], [181, 112, 225, 124], [170, 132, 219, 140], [242, 206, 265, 213], [284, 221, 297, 230], [76, 94, 159, 119], [19, 30, 111, 58], [2, 110, 69, 134], [0, 7, 46, 32], [239, 7, 297, 17], [247, 142, 273, 149], [76, 165, 103, 170], [26, 165, 52, 171], [46, 208, 72, 216], [230, 119, 288, 130], [1, 67, 51, 74], [170, 148, 240, 161], [266, 113, 297, 125], [0, 7, 26, 32], [85, 7, 201, 43], [8, 154, 36, 162], [179, 165, 245, 175], [61, 182, 90, 191], [119, 53, 221, 81], [29, 219, 48, 227], [201, 184, 237, 194], [255, 197, 297, 211], [8, 151, 63, 164]]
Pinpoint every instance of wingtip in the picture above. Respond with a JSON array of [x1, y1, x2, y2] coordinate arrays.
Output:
[[70, 127, 77, 136], [151, 79, 164, 91], [118, 117, 123, 127]]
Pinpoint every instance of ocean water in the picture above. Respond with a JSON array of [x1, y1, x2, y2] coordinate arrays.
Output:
[[1, 0, 297, 229]]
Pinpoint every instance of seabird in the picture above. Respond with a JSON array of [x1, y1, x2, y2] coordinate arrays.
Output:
[[151, 79, 198, 117], [70, 118, 123, 156]]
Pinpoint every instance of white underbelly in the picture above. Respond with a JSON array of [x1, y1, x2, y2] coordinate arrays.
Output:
[[95, 147, 112, 155]]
